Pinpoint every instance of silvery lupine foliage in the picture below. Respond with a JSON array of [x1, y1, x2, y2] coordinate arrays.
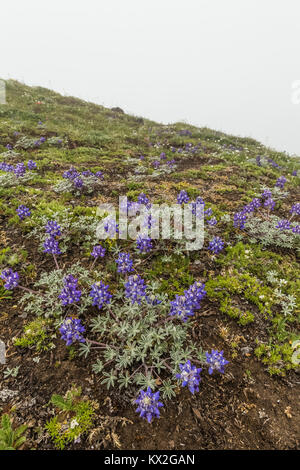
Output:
[[176, 360, 202, 394], [177, 190, 190, 204], [89, 281, 112, 309], [91, 244, 106, 258], [16, 205, 31, 220], [135, 387, 164, 423], [206, 350, 229, 375], [0, 268, 19, 290], [208, 236, 224, 254], [116, 252, 134, 274], [59, 275, 82, 306], [136, 236, 153, 253], [125, 275, 147, 304], [59, 318, 85, 346]]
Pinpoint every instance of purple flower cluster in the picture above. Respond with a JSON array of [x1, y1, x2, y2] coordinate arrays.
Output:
[[90, 281, 112, 309], [0, 268, 19, 290], [59, 275, 82, 306], [136, 236, 153, 253], [275, 176, 287, 189], [43, 236, 61, 255], [91, 244, 106, 259], [135, 387, 163, 423], [176, 360, 202, 394], [59, 318, 85, 346], [208, 236, 224, 254], [234, 211, 247, 229], [177, 190, 190, 204], [206, 349, 229, 374], [104, 217, 119, 238], [62, 166, 104, 191], [125, 275, 147, 304], [169, 281, 206, 322], [264, 197, 275, 210], [291, 203, 300, 216], [27, 160, 37, 170], [189, 197, 205, 218], [137, 193, 151, 209], [184, 282, 206, 309], [13, 162, 26, 178], [16, 205, 31, 220], [0, 162, 14, 172], [45, 220, 61, 237], [276, 219, 291, 231], [116, 252, 134, 274]]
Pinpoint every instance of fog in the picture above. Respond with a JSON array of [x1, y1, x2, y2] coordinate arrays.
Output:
[[1, 0, 300, 155]]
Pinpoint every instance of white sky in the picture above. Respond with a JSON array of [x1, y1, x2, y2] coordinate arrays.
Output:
[[1, 0, 300, 155]]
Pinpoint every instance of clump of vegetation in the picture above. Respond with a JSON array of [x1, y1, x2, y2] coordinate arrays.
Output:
[[0, 414, 27, 450], [45, 386, 96, 450]]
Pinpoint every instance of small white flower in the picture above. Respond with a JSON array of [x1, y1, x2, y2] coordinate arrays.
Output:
[[70, 419, 79, 429]]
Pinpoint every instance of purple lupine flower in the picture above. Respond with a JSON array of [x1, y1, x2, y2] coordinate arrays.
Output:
[[135, 387, 163, 423], [74, 177, 83, 189], [59, 318, 85, 346], [204, 208, 213, 217], [104, 217, 119, 238], [207, 217, 217, 226], [136, 236, 153, 253], [264, 198, 275, 210], [125, 274, 147, 304], [90, 281, 112, 309], [95, 171, 104, 179], [160, 152, 166, 160], [234, 211, 247, 229], [91, 244, 106, 258], [116, 252, 134, 274], [184, 282, 206, 309], [0, 163, 14, 172], [290, 203, 300, 216], [176, 360, 202, 394], [292, 170, 297, 176], [189, 197, 205, 217], [0, 268, 19, 290], [208, 236, 224, 254], [177, 190, 189, 205], [45, 220, 61, 237], [206, 349, 229, 374], [169, 295, 194, 322], [14, 162, 26, 178], [152, 160, 160, 169], [137, 193, 151, 208], [276, 219, 291, 230], [139, 155, 145, 160], [275, 176, 287, 189], [292, 225, 300, 234], [63, 167, 80, 180], [39, 136, 46, 143], [43, 237, 61, 255], [256, 155, 261, 166], [59, 275, 82, 306], [81, 170, 93, 177], [27, 160, 37, 170], [16, 205, 31, 220], [6, 144, 12, 150], [167, 159, 176, 168], [261, 189, 272, 199]]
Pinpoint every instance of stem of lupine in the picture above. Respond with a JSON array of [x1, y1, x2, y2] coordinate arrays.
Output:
[[53, 254, 60, 270]]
